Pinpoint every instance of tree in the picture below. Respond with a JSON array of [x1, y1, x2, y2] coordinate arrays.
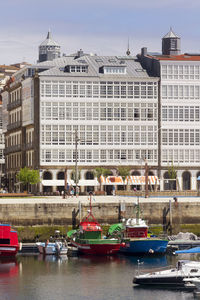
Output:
[[70, 168, 81, 183], [94, 167, 112, 191], [167, 162, 177, 191], [117, 166, 130, 190], [16, 167, 40, 192]]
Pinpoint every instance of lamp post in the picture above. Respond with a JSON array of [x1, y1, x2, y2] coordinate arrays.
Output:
[[140, 157, 149, 198], [74, 129, 80, 195]]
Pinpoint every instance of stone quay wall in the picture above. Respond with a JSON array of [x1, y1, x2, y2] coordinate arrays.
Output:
[[0, 201, 199, 226]]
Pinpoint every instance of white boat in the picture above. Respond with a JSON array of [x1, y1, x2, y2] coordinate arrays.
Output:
[[36, 241, 68, 256], [133, 260, 200, 287]]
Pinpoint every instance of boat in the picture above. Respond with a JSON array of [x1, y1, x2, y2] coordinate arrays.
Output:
[[67, 193, 124, 255], [0, 224, 19, 257], [119, 218, 168, 254], [175, 246, 200, 254], [36, 241, 68, 255], [109, 200, 168, 254], [133, 260, 200, 287]]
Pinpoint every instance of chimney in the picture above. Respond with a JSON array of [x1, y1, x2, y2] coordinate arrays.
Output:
[[141, 47, 147, 56]]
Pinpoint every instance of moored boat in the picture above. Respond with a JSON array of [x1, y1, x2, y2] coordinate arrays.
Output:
[[108, 197, 168, 255], [133, 260, 200, 287], [67, 193, 124, 255], [36, 241, 68, 255], [119, 218, 168, 254], [0, 224, 19, 257]]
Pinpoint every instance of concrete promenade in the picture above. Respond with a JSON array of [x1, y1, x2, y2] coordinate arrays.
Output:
[[0, 195, 199, 204]]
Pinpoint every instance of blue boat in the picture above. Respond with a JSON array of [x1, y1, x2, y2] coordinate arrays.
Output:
[[108, 199, 168, 255], [120, 238, 168, 254], [175, 246, 200, 254]]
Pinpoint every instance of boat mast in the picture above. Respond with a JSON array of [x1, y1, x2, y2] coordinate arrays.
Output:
[[89, 191, 92, 213]]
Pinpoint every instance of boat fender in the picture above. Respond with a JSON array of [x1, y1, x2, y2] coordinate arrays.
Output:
[[149, 249, 154, 254], [121, 242, 126, 248], [19, 242, 23, 251]]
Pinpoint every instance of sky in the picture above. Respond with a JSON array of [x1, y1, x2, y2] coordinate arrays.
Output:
[[1, 0, 200, 65]]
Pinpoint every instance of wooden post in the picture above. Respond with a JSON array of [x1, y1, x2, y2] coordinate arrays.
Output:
[[64, 167, 67, 197], [169, 200, 172, 235]]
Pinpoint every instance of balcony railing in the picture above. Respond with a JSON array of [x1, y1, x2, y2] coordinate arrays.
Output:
[[25, 142, 34, 150], [7, 99, 22, 111], [4, 144, 22, 154], [7, 121, 22, 131]]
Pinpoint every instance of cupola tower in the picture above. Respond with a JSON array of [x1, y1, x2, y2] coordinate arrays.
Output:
[[38, 31, 61, 62], [162, 28, 181, 55]]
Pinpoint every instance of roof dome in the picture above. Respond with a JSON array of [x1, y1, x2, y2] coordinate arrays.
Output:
[[40, 31, 60, 47], [163, 28, 179, 39]]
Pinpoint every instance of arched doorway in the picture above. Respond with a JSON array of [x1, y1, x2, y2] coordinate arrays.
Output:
[[197, 172, 200, 193], [163, 171, 176, 190], [85, 171, 94, 194], [148, 170, 155, 191], [43, 171, 52, 180], [57, 171, 65, 194], [182, 171, 191, 190], [131, 171, 141, 191], [85, 171, 94, 180], [57, 171, 65, 179], [43, 171, 52, 194], [163, 172, 170, 190], [148, 171, 154, 176]]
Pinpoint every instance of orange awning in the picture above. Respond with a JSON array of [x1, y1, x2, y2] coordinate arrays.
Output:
[[128, 176, 159, 185]]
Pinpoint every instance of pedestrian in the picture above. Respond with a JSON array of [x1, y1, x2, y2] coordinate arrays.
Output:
[[76, 186, 79, 198], [66, 183, 70, 197], [70, 186, 74, 198], [112, 185, 116, 196]]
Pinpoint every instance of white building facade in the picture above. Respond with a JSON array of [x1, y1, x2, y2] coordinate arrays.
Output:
[[139, 29, 200, 192], [38, 55, 159, 193]]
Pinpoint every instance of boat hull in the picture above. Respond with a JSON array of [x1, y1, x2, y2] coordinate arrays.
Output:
[[71, 240, 122, 255], [133, 275, 200, 287], [0, 245, 19, 257], [120, 239, 168, 254]]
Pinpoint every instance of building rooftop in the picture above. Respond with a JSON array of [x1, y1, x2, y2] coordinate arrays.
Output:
[[163, 28, 179, 39], [148, 54, 200, 61], [32, 54, 155, 80], [39, 31, 60, 47]]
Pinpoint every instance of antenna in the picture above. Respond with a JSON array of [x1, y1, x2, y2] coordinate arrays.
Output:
[[126, 37, 131, 56]]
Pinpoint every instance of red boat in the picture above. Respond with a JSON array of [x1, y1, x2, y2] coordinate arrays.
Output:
[[0, 224, 19, 257], [68, 193, 124, 255]]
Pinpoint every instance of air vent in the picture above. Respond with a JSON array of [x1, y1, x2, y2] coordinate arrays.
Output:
[[108, 59, 116, 63], [135, 69, 145, 72], [78, 59, 87, 64], [95, 58, 103, 63]]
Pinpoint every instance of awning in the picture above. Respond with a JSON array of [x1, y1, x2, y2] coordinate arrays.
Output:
[[128, 176, 159, 185], [42, 179, 75, 186], [78, 179, 99, 186], [100, 176, 126, 185], [42, 179, 99, 187]]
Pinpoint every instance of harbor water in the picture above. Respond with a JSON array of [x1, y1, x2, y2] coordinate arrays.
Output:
[[0, 253, 198, 300]]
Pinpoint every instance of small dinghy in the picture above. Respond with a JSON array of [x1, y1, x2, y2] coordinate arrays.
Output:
[[36, 241, 68, 256]]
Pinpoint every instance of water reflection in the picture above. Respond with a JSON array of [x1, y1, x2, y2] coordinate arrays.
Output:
[[0, 254, 197, 300], [0, 257, 19, 278]]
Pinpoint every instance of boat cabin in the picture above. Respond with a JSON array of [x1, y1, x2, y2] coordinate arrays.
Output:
[[79, 221, 102, 239], [0, 224, 18, 246], [125, 218, 148, 238]]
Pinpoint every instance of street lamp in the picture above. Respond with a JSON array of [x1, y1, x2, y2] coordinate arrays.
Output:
[[74, 129, 80, 195]]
